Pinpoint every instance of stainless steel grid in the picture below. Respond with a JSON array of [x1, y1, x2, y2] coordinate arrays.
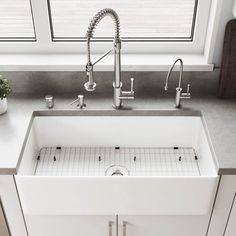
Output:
[[34, 147, 200, 176]]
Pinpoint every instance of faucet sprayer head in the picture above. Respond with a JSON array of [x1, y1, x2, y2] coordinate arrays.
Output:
[[84, 77, 96, 92], [84, 63, 96, 91]]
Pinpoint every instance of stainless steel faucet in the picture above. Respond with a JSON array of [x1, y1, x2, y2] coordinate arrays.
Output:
[[84, 8, 134, 109], [164, 58, 191, 108]]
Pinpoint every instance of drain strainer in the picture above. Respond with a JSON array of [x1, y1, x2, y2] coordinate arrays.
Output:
[[105, 165, 129, 176]]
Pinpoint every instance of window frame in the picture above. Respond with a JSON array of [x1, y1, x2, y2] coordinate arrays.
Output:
[[47, 0, 199, 43], [0, 0, 36, 42], [0, 0, 229, 71], [0, 0, 211, 53]]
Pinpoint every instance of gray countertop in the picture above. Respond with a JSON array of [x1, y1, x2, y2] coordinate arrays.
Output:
[[0, 95, 236, 175]]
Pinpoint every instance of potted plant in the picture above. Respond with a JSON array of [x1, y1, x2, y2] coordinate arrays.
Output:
[[0, 75, 11, 115]]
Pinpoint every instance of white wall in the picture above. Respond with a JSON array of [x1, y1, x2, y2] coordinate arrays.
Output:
[[233, 0, 236, 17]]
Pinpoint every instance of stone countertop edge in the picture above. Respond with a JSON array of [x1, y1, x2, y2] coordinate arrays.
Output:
[[0, 96, 236, 176]]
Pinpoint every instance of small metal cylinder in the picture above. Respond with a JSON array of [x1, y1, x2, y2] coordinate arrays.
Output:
[[77, 95, 85, 108], [45, 95, 54, 109], [113, 83, 122, 108], [175, 88, 182, 108]]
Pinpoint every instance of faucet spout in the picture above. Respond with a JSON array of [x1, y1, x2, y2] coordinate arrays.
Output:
[[84, 8, 134, 109], [165, 58, 183, 91], [164, 58, 191, 108]]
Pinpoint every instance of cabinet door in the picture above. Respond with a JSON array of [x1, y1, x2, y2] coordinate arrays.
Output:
[[225, 195, 236, 236], [207, 176, 236, 236], [118, 215, 210, 236], [25, 215, 116, 236], [0, 201, 10, 236], [0, 176, 27, 236]]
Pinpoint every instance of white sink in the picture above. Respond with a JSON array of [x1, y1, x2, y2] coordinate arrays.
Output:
[[15, 110, 218, 216]]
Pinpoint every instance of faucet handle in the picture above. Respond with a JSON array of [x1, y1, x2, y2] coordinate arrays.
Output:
[[186, 84, 190, 94], [130, 77, 134, 95], [181, 84, 191, 98], [70, 95, 86, 109], [120, 77, 135, 99]]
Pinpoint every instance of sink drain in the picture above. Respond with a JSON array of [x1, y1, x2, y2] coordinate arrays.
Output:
[[105, 165, 129, 176]]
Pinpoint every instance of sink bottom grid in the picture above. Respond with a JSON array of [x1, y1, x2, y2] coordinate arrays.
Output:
[[33, 146, 201, 176]]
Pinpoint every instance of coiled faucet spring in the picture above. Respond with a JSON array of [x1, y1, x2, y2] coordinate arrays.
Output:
[[86, 8, 120, 64]]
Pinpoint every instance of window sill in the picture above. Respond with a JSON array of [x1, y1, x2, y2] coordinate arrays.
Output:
[[0, 54, 214, 71]]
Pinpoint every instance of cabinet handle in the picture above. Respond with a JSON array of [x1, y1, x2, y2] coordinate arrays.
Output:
[[123, 221, 127, 236], [109, 221, 113, 236]]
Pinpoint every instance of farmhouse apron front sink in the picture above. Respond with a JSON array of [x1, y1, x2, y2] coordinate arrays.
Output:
[[15, 110, 218, 215]]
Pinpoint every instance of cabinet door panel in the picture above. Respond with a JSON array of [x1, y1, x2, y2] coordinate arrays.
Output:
[[119, 215, 210, 236], [225, 195, 236, 236], [0, 201, 10, 236], [208, 176, 236, 236], [25, 215, 116, 236], [0, 176, 27, 236]]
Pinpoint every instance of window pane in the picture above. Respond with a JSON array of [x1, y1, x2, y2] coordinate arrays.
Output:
[[49, 0, 197, 41], [0, 0, 35, 40]]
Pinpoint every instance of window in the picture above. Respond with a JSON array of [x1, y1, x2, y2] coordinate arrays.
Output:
[[0, 0, 224, 70], [0, 0, 35, 41], [48, 0, 198, 41]]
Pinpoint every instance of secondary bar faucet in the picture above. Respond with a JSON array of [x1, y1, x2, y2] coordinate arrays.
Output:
[[84, 8, 134, 109], [164, 58, 191, 108]]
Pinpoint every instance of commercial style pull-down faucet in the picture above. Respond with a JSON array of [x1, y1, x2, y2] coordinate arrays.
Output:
[[164, 58, 191, 108], [84, 8, 134, 109]]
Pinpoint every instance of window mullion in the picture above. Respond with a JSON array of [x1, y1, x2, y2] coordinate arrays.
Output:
[[30, 0, 51, 48]]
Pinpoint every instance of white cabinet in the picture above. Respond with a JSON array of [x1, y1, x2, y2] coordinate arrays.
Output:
[[25, 215, 116, 236], [118, 215, 211, 236], [25, 214, 211, 236], [225, 196, 236, 236], [0, 176, 27, 236], [0, 201, 10, 236], [208, 175, 236, 236]]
